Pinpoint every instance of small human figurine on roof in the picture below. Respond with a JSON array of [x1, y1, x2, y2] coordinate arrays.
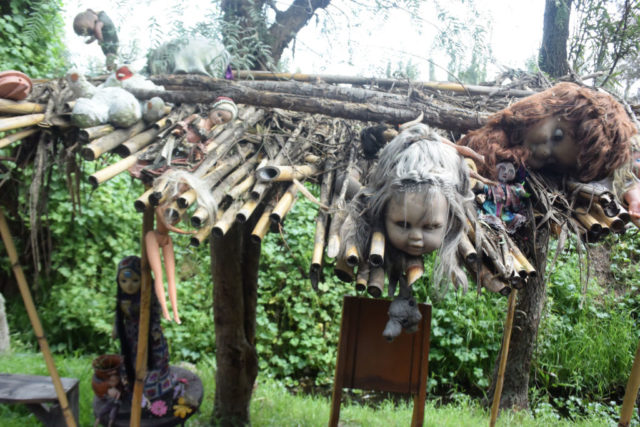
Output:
[[481, 161, 530, 233], [73, 9, 119, 71]]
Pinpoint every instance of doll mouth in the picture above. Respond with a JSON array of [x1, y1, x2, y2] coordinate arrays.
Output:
[[406, 245, 424, 255]]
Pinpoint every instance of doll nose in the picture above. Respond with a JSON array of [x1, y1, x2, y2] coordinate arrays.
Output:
[[408, 229, 422, 242], [535, 143, 552, 159]]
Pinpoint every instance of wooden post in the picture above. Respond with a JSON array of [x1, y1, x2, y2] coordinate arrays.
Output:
[[489, 289, 518, 427], [130, 206, 154, 427], [0, 208, 77, 427], [618, 339, 640, 426]]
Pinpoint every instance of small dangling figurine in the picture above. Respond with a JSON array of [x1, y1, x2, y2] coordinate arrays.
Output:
[[145, 207, 195, 324], [481, 161, 530, 233]]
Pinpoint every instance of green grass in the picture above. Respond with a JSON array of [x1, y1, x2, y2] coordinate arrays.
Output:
[[0, 351, 620, 426]]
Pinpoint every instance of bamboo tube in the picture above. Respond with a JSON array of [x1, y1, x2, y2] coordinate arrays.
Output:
[[355, 262, 370, 292], [489, 289, 518, 427], [344, 244, 360, 268], [134, 188, 154, 213], [405, 257, 424, 286], [131, 206, 154, 427], [509, 249, 527, 279], [310, 162, 335, 290], [589, 203, 625, 233], [236, 198, 260, 223], [270, 184, 298, 224], [0, 127, 38, 149], [212, 201, 243, 238], [210, 155, 259, 204], [190, 224, 214, 247], [81, 121, 146, 161], [79, 124, 115, 142], [619, 339, 640, 426], [574, 208, 603, 234], [0, 113, 45, 133], [326, 148, 357, 258], [0, 208, 77, 427], [88, 147, 147, 188], [191, 206, 210, 228], [228, 175, 256, 200], [509, 245, 536, 277], [465, 158, 478, 189], [114, 122, 165, 157], [177, 189, 197, 209], [334, 257, 354, 282], [256, 164, 318, 182], [0, 99, 44, 114], [251, 207, 273, 243], [367, 267, 385, 298], [165, 201, 185, 223], [368, 231, 385, 267], [64, 100, 76, 111], [304, 153, 321, 163], [617, 206, 631, 224], [457, 233, 477, 265]]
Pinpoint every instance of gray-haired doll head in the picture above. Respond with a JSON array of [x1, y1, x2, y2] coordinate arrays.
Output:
[[354, 124, 473, 291]]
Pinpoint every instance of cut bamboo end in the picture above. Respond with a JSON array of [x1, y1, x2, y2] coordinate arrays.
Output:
[[236, 199, 259, 223], [345, 244, 360, 268], [88, 153, 139, 188], [81, 121, 146, 161], [190, 224, 214, 247], [0, 127, 38, 149], [165, 201, 185, 223], [617, 206, 631, 224], [134, 188, 154, 213], [509, 250, 527, 279], [0, 99, 44, 114], [269, 190, 296, 224], [0, 113, 45, 133], [367, 267, 385, 298], [228, 175, 256, 200], [457, 233, 477, 265], [478, 263, 510, 295], [190, 206, 210, 228], [575, 208, 602, 234], [326, 235, 341, 259], [368, 231, 385, 267], [405, 257, 425, 286], [355, 263, 370, 292], [334, 257, 354, 283], [177, 189, 197, 209], [311, 240, 324, 267], [257, 164, 318, 182], [590, 203, 625, 233], [251, 209, 273, 243], [250, 181, 269, 199], [79, 124, 115, 142], [212, 203, 242, 238], [510, 245, 536, 277]]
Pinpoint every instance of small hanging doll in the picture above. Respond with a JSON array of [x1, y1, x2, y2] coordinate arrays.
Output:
[[145, 207, 195, 324], [347, 124, 473, 340], [481, 161, 530, 233]]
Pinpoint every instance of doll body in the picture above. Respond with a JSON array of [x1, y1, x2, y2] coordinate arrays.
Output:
[[145, 206, 194, 324], [184, 97, 238, 143], [73, 9, 119, 70], [481, 162, 529, 233]]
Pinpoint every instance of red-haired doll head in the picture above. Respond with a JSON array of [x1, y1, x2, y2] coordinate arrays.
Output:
[[460, 82, 637, 183]]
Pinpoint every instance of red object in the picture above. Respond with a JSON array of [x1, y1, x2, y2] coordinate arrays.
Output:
[[115, 66, 133, 81], [0, 70, 32, 100]]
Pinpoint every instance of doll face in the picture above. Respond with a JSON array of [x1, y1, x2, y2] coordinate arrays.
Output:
[[497, 162, 515, 183], [118, 268, 141, 295], [209, 109, 233, 125], [384, 191, 448, 256], [522, 116, 578, 170], [73, 12, 98, 37]]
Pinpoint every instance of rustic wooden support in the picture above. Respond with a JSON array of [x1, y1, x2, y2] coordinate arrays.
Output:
[[0, 99, 44, 114], [490, 289, 518, 427], [0, 208, 77, 427], [0, 128, 38, 149], [79, 124, 115, 142], [619, 339, 640, 427], [81, 121, 146, 161], [0, 114, 45, 133]]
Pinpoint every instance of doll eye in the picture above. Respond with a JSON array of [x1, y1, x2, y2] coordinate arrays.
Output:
[[423, 223, 442, 231], [552, 128, 564, 142], [395, 221, 410, 229]]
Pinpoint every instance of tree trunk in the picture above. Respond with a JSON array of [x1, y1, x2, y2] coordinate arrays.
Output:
[[487, 222, 550, 409], [539, 0, 573, 77], [211, 217, 261, 425]]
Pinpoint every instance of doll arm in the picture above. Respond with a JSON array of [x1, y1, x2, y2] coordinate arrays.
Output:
[[155, 206, 196, 235], [94, 20, 105, 42], [623, 182, 640, 219]]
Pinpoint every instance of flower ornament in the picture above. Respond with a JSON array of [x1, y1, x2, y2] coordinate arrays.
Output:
[[173, 397, 193, 418], [149, 399, 168, 417]]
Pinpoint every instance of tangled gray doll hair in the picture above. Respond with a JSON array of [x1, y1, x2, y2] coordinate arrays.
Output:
[[349, 124, 474, 293]]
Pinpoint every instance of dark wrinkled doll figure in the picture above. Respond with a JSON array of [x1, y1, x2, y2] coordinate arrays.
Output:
[[73, 9, 119, 70]]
